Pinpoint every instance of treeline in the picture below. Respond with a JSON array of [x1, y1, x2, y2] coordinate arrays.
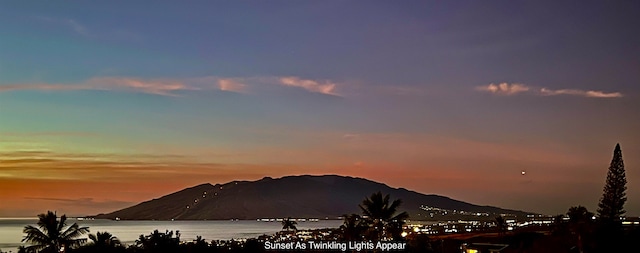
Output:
[[543, 144, 635, 252], [11, 143, 636, 253], [14, 191, 432, 253], [543, 205, 640, 253], [460, 143, 638, 253], [15, 225, 268, 253]]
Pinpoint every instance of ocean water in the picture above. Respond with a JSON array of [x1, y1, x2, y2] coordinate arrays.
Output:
[[0, 218, 343, 252]]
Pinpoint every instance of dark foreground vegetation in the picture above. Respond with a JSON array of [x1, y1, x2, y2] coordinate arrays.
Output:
[[7, 143, 635, 253], [11, 191, 415, 253]]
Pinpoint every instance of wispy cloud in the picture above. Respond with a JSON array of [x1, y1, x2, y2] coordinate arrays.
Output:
[[476, 83, 530, 95], [279, 76, 340, 96], [87, 77, 198, 96], [342, 133, 360, 140], [37, 17, 89, 36], [539, 88, 623, 98], [25, 197, 133, 208], [477, 83, 623, 98], [65, 18, 88, 35], [0, 84, 90, 92], [217, 78, 247, 93], [0, 132, 98, 137], [0, 149, 299, 184], [1, 76, 347, 97], [0, 77, 199, 96]]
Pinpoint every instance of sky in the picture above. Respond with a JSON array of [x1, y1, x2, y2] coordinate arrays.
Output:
[[1, 1, 639, 217]]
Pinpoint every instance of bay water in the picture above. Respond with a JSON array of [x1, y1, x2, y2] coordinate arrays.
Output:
[[0, 218, 343, 252]]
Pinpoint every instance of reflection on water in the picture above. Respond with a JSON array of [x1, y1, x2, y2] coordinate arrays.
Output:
[[0, 219, 343, 252]]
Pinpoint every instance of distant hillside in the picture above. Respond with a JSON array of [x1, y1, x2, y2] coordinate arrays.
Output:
[[94, 175, 531, 220]]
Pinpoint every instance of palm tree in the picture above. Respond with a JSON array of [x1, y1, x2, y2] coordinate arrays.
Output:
[[135, 230, 180, 253], [88, 231, 121, 247], [359, 192, 409, 240], [22, 211, 89, 253], [191, 236, 209, 250], [181, 236, 209, 253], [339, 214, 367, 240], [281, 217, 297, 232]]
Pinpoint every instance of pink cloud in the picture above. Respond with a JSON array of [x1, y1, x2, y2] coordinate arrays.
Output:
[[0, 75, 348, 97], [217, 79, 247, 93], [540, 88, 623, 98], [477, 82, 623, 98], [476, 83, 530, 95], [0, 77, 198, 96], [279, 76, 339, 96], [87, 77, 197, 96]]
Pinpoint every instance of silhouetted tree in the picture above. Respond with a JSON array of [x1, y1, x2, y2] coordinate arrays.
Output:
[[552, 214, 567, 235], [281, 218, 297, 232], [243, 238, 264, 253], [72, 231, 126, 253], [89, 231, 121, 248], [339, 214, 367, 240], [180, 236, 210, 253], [192, 236, 208, 248], [405, 234, 434, 253], [494, 216, 507, 235], [597, 143, 627, 225], [134, 230, 180, 253], [73, 232, 126, 253], [22, 211, 89, 253], [359, 192, 409, 240], [567, 206, 594, 253]]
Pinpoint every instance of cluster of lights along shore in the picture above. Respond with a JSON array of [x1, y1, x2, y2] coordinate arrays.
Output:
[[264, 241, 406, 251]]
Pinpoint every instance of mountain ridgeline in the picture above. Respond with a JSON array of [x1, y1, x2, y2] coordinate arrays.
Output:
[[95, 175, 530, 220]]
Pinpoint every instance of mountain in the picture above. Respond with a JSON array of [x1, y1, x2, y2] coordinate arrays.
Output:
[[94, 175, 530, 220]]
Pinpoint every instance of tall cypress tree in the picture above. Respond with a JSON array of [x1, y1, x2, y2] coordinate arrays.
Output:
[[596, 143, 627, 224]]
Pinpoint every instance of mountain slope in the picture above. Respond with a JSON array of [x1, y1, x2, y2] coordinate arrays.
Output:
[[95, 175, 530, 220]]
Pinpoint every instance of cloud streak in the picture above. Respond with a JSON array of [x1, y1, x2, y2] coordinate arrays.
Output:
[[477, 83, 623, 98], [25, 197, 133, 208], [65, 18, 88, 35], [0, 77, 198, 96], [0, 131, 98, 137], [217, 78, 247, 93], [279, 76, 340, 96], [37, 16, 89, 36], [539, 88, 623, 98], [0, 84, 91, 92], [1, 76, 345, 97], [88, 77, 198, 96], [476, 83, 530, 95]]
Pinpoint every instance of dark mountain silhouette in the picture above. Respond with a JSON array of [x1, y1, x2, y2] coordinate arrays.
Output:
[[94, 175, 530, 220]]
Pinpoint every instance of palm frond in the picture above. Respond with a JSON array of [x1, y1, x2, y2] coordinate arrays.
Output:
[[64, 238, 88, 248], [22, 226, 49, 244], [25, 244, 51, 253], [391, 211, 409, 222], [60, 222, 90, 240], [23, 211, 93, 252], [89, 233, 98, 243], [57, 214, 68, 235]]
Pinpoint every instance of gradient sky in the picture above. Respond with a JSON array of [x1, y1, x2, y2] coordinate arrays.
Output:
[[1, 1, 639, 217]]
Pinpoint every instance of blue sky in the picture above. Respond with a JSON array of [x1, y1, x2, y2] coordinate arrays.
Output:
[[0, 1, 639, 216]]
